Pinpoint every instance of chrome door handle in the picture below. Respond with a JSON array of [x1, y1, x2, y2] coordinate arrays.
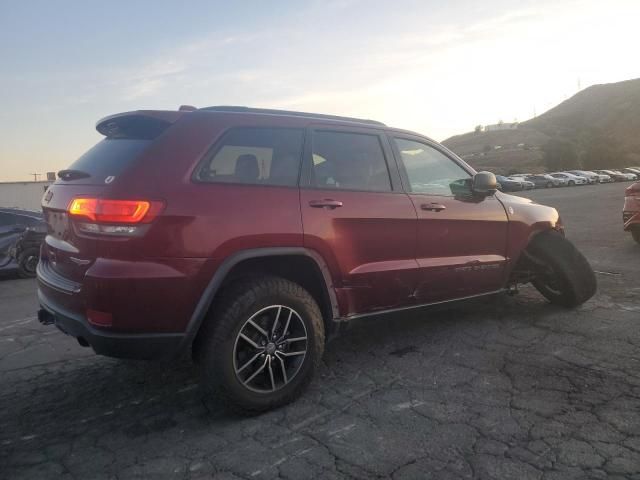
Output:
[[421, 203, 446, 212], [309, 199, 343, 209]]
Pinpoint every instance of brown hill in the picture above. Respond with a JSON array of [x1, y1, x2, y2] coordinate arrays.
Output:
[[442, 78, 640, 174]]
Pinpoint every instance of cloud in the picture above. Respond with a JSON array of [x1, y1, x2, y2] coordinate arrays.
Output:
[[121, 60, 186, 100], [3, 0, 640, 181]]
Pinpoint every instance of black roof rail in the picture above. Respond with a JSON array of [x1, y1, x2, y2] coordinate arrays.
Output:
[[199, 106, 386, 126]]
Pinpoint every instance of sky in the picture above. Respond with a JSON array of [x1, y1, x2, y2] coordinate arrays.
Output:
[[1, 0, 639, 181]]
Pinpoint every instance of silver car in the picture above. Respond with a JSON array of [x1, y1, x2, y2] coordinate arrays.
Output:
[[550, 172, 588, 186], [622, 168, 640, 179], [567, 170, 599, 184]]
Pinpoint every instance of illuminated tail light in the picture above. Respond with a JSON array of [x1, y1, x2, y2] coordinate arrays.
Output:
[[68, 198, 164, 236]]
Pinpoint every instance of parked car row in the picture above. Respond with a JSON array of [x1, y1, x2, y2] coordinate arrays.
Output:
[[495, 168, 640, 192]]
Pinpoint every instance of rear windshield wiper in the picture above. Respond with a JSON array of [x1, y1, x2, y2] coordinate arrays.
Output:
[[57, 169, 91, 180]]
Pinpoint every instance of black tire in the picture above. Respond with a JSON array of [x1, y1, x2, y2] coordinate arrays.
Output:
[[632, 229, 640, 245], [568, 180, 575, 186], [194, 275, 325, 413], [17, 247, 39, 278], [527, 231, 596, 307]]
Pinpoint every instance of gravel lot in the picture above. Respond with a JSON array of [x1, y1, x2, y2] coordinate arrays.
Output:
[[1, 182, 639, 480]]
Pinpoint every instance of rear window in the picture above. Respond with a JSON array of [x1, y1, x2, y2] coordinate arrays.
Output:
[[64, 138, 151, 182], [195, 128, 304, 186]]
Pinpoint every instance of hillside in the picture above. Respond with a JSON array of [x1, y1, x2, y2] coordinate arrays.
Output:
[[443, 78, 640, 174]]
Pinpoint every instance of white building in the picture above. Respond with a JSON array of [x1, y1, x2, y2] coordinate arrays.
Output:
[[484, 122, 519, 132], [0, 181, 53, 211]]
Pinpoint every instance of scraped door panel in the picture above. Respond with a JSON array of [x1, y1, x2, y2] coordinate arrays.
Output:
[[301, 128, 418, 316]]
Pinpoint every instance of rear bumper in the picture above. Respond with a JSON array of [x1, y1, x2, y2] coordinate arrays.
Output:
[[38, 289, 185, 360], [36, 254, 211, 333]]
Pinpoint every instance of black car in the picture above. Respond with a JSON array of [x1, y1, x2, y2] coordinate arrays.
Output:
[[0, 208, 46, 278], [495, 175, 523, 192]]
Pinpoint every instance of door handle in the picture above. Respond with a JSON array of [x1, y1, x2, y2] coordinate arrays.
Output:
[[421, 203, 446, 212], [309, 199, 343, 209]]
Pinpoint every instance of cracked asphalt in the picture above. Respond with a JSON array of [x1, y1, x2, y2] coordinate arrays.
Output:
[[1, 182, 639, 479]]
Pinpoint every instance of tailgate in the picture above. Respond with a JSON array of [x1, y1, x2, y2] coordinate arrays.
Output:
[[41, 184, 105, 282]]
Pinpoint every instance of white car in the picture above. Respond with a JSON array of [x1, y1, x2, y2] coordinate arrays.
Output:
[[589, 170, 613, 182], [567, 170, 599, 184], [550, 172, 588, 186], [611, 170, 638, 181], [622, 168, 640, 179], [582, 170, 612, 183]]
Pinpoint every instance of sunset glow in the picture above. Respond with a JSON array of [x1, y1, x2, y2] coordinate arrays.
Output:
[[1, 0, 639, 180]]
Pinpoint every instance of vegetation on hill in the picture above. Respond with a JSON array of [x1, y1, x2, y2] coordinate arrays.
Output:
[[442, 78, 640, 173]]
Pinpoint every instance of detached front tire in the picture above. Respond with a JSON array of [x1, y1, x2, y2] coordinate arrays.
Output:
[[194, 275, 325, 413], [527, 231, 596, 307]]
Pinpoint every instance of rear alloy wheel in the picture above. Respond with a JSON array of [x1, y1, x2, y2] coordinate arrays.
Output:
[[195, 275, 324, 413], [17, 247, 39, 278], [233, 305, 308, 393], [527, 231, 596, 307]]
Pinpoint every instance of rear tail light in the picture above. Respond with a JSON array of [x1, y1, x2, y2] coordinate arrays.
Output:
[[87, 309, 113, 327], [68, 197, 164, 236]]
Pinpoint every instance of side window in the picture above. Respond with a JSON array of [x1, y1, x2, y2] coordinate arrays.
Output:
[[311, 131, 391, 192], [394, 138, 471, 196], [196, 128, 304, 186]]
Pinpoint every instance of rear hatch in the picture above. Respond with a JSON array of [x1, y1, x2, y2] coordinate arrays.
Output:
[[41, 111, 180, 283]]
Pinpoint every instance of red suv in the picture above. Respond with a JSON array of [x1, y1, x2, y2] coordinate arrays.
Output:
[[37, 106, 596, 412], [624, 182, 640, 243]]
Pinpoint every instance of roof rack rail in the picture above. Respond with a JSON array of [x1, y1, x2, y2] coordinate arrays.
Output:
[[200, 106, 386, 126]]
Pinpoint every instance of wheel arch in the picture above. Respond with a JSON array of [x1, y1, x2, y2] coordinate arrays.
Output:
[[180, 247, 340, 353], [507, 225, 564, 283]]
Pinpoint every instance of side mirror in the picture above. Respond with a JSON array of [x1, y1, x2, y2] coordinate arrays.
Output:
[[472, 171, 497, 196]]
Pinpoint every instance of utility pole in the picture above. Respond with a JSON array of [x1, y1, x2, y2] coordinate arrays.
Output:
[[30, 173, 41, 181]]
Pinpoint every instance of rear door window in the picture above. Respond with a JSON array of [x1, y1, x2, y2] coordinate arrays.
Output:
[[195, 128, 304, 186], [310, 131, 391, 192]]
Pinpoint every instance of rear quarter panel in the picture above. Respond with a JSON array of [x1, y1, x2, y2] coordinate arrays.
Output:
[[42, 112, 308, 333], [105, 111, 308, 260]]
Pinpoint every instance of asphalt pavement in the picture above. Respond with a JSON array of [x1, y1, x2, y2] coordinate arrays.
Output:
[[1, 182, 639, 479]]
